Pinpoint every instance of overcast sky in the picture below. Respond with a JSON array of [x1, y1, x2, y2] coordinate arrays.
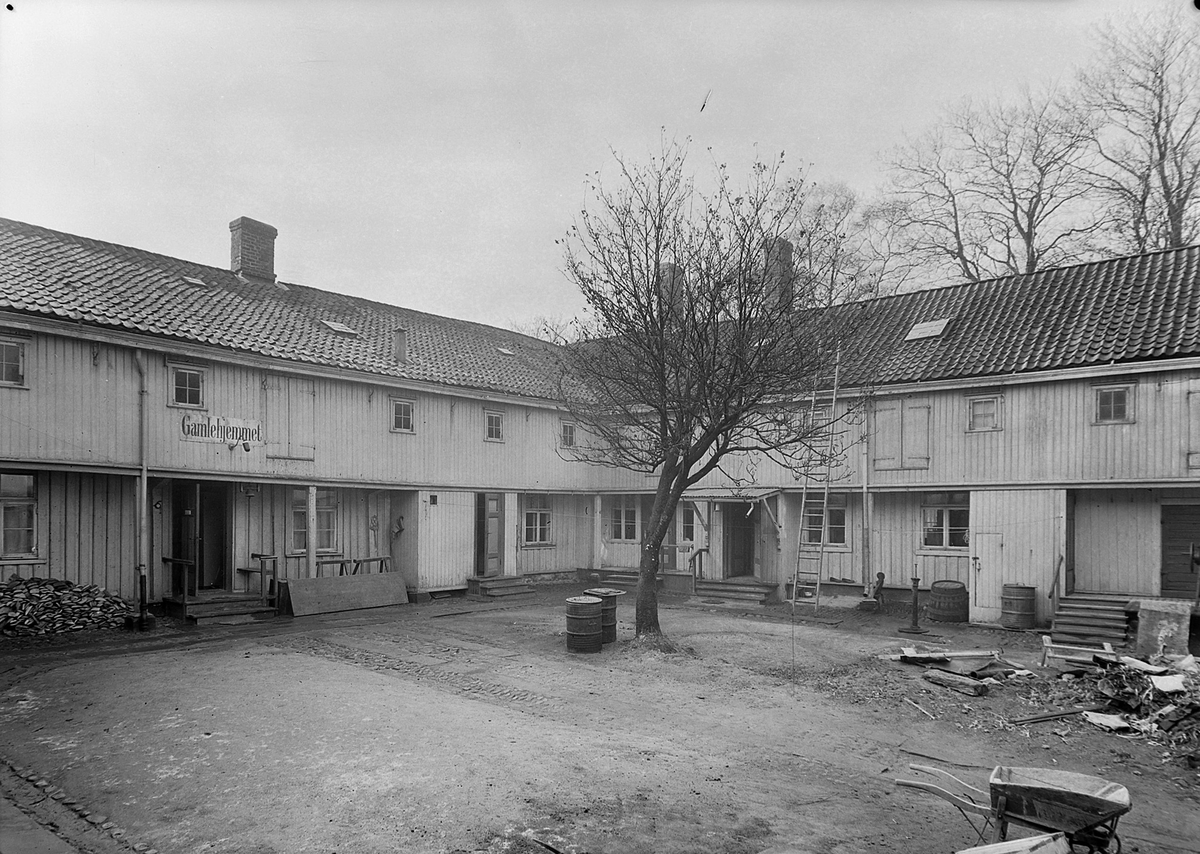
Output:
[[0, 0, 1183, 330]]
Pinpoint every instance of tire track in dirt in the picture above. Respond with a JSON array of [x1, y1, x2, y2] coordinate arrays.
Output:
[[262, 634, 561, 712]]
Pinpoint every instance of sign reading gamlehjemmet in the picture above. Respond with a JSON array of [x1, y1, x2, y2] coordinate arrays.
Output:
[[180, 414, 264, 446]]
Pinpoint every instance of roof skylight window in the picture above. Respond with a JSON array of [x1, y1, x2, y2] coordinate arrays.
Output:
[[321, 320, 360, 336], [904, 318, 952, 341], [497, 347, 515, 356], [182, 276, 208, 288]]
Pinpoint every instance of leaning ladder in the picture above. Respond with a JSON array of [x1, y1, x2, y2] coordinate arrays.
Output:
[[790, 351, 842, 608]]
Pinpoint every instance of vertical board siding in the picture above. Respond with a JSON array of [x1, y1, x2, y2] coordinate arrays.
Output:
[[969, 490, 1065, 626], [33, 471, 138, 599], [1073, 489, 1160, 595], [871, 493, 970, 588], [416, 490, 475, 590], [516, 494, 593, 576]]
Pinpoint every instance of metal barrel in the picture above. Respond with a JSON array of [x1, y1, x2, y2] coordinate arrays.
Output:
[[565, 595, 603, 653], [927, 580, 968, 623], [583, 587, 626, 644], [1000, 584, 1037, 629]]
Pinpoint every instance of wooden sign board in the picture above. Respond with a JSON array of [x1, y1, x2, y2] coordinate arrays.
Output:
[[281, 574, 409, 617]]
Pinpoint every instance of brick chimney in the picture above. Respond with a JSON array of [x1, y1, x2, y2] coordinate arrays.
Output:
[[764, 237, 795, 309], [229, 216, 277, 282]]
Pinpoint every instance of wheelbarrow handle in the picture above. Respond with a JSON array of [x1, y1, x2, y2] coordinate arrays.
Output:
[[907, 763, 990, 799], [894, 778, 994, 818]]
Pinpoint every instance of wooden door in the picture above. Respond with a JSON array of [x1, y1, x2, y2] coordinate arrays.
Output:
[[197, 482, 228, 589], [1161, 505, 1200, 598], [970, 531, 1005, 621], [724, 503, 756, 578], [476, 493, 503, 577], [171, 481, 199, 597]]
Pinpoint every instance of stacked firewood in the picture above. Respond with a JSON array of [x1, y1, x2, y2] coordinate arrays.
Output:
[[0, 575, 131, 636]]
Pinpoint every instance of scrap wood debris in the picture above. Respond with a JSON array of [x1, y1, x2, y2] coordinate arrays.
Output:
[[0, 574, 132, 637], [1017, 651, 1200, 767]]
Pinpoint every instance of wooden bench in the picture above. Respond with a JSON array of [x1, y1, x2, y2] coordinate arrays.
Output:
[[235, 553, 279, 605], [1040, 636, 1116, 667]]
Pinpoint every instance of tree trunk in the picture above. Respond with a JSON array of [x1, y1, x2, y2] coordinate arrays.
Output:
[[634, 463, 687, 636]]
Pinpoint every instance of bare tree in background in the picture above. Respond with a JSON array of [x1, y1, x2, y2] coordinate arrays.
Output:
[[557, 142, 866, 642], [1074, 8, 1200, 254], [795, 181, 905, 301], [880, 89, 1101, 285]]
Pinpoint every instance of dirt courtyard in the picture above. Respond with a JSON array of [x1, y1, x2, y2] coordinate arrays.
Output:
[[1, 586, 1197, 854]]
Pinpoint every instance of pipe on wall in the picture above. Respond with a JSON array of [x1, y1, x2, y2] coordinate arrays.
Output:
[[133, 349, 151, 624]]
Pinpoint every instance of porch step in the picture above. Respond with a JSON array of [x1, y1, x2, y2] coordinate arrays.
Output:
[[466, 576, 536, 600], [591, 570, 657, 592], [1051, 593, 1130, 648], [694, 578, 777, 605], [165, 594, 277, 626]]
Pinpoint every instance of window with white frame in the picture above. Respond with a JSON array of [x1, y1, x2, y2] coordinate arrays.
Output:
[[560, 421, 576, 448], [0, 473, 36, 557], [485, 410, 504, 441], [1095, 384, 1134, 424], [967, 395, 1002, 432], [0, 338, 26, 386], [609, 496, 638, 541], [390, 398, 414, 433], [802, 493, 847, 546], [171, 366, 204, 407], [292, 487, 338, 553], [922, 492, 970, 549], [523, 494, 552, 545], [680, 504, 695, 542]]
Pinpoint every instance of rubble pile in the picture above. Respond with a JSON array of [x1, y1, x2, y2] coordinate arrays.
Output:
[[0, 575, 132, 637], [1050, 653, 1200, 764]]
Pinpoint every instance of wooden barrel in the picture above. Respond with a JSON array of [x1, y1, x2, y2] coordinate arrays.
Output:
[[1000, 584, 1037, 629], [584, 587, 626, 643], [565, 596, 603, 653], [927, 580, 968, 623]]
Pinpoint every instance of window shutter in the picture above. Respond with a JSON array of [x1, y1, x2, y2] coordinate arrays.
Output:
[[901, 400, 931, 469], [263, 375, 287, 457], [873, 400, 901, 469], [288, 378, 316, 460], [1188, 387, 1200, 469]]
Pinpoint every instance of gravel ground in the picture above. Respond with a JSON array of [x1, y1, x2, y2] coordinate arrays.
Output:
[[0, 584, 1196, 854]]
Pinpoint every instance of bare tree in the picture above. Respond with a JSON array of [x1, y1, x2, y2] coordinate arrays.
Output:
[[1074, 8, 1200, 253], [508, 314, 577, 342], [881, 89, 1101, 285], [557, 142, 864, 641], [795, 181, 899, 302]]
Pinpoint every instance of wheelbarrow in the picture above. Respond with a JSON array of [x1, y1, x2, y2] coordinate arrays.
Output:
[[895, 764, 1132, 853]]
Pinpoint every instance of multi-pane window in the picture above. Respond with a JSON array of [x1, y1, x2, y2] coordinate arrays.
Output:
[[967, 395, 1002, 432], [802, 493, 847, 546], [523, 494, 551, 544], [391, 398, 414, 432], [172, 367, 204, 407], [560, 421, 576, 447], [1095, 385, 1133, 424], [485, 410, 504, 441], [680, 504, 695, 542], [922, 492, 970, 549], [0, 340, 25, 386], [0, 473, 36, 557], [610, 496, 638, 541], [292, 487, 337, 552]]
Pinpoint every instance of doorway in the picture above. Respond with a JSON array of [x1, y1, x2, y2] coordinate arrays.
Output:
[[1161, 504, 1200, 598], [475, 492, 504, 577], [724, 502, 756, 578], [171, 481, 229, 594]]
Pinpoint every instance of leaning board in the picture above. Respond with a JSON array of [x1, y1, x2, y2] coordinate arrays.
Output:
[[281, 573, 409, 616]]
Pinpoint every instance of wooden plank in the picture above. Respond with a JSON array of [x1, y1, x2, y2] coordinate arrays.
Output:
[[922, 669, 988, 696], [281, 572, 409, 617]]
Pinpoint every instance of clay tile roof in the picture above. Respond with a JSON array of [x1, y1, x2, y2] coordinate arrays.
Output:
[[0, 218, 564, 400], [836, 245, 1200, 387], [2, 217, 1198, 397]]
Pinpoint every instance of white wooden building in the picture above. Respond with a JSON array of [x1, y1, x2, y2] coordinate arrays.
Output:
[[1, 215, 1197, 628]]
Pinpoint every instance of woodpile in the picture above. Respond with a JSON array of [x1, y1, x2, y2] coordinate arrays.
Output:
[[0, 575, 131, 637]]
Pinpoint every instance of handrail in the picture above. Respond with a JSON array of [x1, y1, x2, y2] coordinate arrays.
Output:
[[161, 556, 194, 606], [1049, 555, 1063, 617]]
